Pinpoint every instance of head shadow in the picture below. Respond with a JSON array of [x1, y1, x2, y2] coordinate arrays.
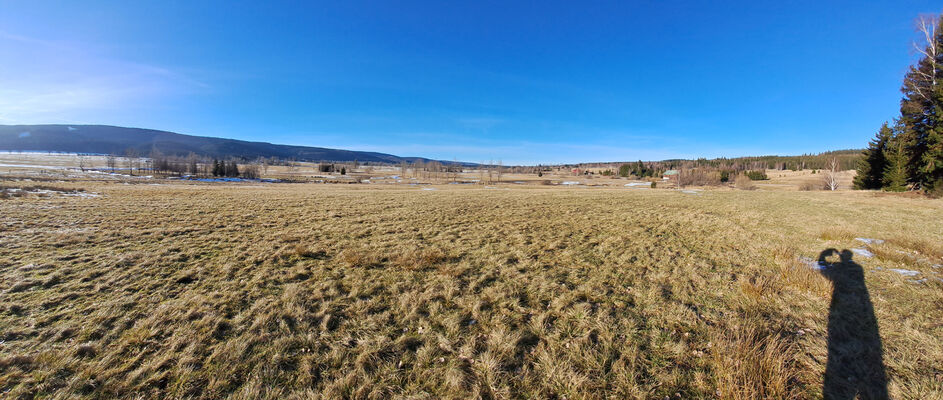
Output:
[[817, 248, 888, 399]]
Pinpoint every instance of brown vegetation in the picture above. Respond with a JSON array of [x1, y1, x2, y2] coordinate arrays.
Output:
[[0, 183, 941, 398]]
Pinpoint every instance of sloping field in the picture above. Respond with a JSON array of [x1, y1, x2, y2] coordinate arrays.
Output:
[[1, 183, 941, 399]]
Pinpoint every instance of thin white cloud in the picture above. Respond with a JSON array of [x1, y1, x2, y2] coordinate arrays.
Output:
[[0, 31, 204, 124]]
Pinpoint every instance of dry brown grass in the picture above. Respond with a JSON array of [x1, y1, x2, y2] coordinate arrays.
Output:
[[818, 228, 856, 242], [0, 182, 942, 398], [710, 324, 800, 399]]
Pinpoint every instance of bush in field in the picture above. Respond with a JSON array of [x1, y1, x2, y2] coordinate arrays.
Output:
[[799, 181, 819, 191], [735, 174, 757, 190], [619, 164, 631, 177], [242, 164, 260, 179], [746, 170, 768, 180], [679, 169, 721, 186]]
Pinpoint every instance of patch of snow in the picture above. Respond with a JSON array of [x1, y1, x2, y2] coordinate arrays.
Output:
[[681, 190, 700, 195], [0, 163, 68, 170], [851, 248, 874, 258], [799, 256, 829, 270], [855, 238, 884, 245], [624, 182, 649, 187], [63, 192, 101, 198], [889, 268, 920, 277], [561, 181, 580, 185], [908, 278, 928, 284], [421, 188, 437, 191]]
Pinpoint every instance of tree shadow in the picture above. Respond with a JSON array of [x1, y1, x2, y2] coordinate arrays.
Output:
[[817, 248, 889, 399]]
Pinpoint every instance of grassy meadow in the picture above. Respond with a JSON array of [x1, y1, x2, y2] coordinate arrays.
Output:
[[1, 181, 942, 399]]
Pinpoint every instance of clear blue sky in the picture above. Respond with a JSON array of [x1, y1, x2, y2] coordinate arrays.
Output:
[[0, 1, 939, 164]]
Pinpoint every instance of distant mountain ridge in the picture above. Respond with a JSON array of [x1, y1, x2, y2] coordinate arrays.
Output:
[[0, 124, 453, 164]]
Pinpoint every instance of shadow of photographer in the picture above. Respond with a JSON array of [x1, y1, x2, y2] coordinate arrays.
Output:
[[817, 248, 888, 400]]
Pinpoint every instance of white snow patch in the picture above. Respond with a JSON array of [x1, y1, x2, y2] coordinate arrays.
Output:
[[855, 238, 884, 245], [0, 163, 68, 170], [851, 248, 874, 258], [561, 181, 580, 185], [889, 268, 920, 277], [624, 182, 649, 187], [421, 188, 437, 191], [799, 256, 829, 270]]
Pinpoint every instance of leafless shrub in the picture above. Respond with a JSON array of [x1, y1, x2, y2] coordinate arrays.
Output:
[[242, 164, 260, 179], [735, 174, 756, 190], [798, 181, 818, 191], [679, 169, 720, 187]]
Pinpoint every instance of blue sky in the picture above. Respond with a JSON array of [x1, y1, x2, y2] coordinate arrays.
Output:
[[0, 1, 939, 164]]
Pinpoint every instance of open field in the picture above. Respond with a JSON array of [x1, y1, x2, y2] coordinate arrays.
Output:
[[1, 179, 942, 399], [0, 151, 858, 192]]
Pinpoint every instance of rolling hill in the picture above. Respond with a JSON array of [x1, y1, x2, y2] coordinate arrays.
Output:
[[0, 124, 452, 164]]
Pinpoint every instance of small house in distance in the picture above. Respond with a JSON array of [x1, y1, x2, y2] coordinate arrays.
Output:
[[662, 170, 678, 182]]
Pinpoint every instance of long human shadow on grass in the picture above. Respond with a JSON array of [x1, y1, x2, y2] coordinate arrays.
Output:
[[817, 248, 888, 400]]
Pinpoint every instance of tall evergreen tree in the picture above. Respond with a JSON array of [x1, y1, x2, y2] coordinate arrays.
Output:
[[883, 134, 909, 192], [897, 15, 943, 190], [924, 120, 943, 193], [854, 122, 892, 189]]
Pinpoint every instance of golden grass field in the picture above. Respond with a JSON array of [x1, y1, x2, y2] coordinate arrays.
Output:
[[1, 178, 942, 399]]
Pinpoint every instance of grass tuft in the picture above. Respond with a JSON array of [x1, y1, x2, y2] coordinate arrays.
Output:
[[818, 228, 855, 242]]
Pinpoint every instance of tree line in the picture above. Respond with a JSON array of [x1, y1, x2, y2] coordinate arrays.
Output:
[[855, 15, 943, 195]]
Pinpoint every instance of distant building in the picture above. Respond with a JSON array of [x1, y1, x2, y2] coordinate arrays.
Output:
[[662, 170, 679, 181], [571, 168, 582, 175]]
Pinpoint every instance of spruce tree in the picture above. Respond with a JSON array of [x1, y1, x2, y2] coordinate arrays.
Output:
[[854, 122, 892, 189], [897, 15, 943, 190], [883, 136, 909, 192], [924, 121, 943, 194]]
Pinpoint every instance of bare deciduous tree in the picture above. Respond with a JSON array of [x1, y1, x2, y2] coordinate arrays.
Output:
[[124, 148, 138, 175], [259, 157, 269, 176], [242, 163, 260, 179], [495, 160, 503, 183], [913, 14, 940, 101], [106, 154, 117, 172], [77, 155, 88, 171], [823, 157, 840, 191]]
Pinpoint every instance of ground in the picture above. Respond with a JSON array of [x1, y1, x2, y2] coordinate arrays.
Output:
[[1, 173, 942, 399]]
